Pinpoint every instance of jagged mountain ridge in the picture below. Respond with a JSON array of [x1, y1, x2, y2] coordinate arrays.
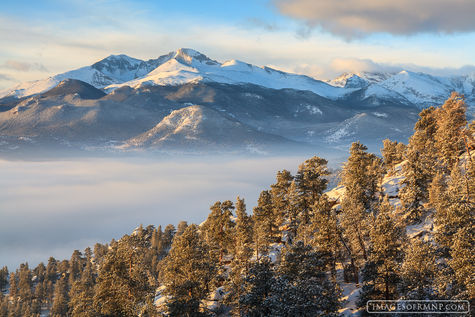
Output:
[[0, 48, 473, 155], [0, 80, 420, 155], [2, 48, 474, 110]]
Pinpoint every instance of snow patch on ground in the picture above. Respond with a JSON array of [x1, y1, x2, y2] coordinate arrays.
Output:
[[372, 112, 388, 118], [339, 282, 362, 316]]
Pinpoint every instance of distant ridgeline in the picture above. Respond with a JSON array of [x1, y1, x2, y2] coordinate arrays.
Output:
[[1, 49, 474, 156], [0, 93, 473, 316]]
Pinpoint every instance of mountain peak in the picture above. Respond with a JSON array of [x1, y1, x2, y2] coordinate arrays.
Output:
[[173, 48, 218, 65], [92, 54, 143, 72], [329, 72, 369, 88]]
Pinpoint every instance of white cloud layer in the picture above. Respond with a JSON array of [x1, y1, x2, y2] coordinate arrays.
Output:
[[274, 0, 475, 38], [0, 156, 311, 269]]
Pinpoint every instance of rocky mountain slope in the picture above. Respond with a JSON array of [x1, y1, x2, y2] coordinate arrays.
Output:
[[0, 48, 472, 155]]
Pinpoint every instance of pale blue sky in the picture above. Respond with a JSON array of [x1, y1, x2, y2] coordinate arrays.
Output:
[[0, 0, 474, 90]]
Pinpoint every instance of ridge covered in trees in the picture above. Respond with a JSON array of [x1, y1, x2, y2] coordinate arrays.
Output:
[[1, 93, 473, 316]]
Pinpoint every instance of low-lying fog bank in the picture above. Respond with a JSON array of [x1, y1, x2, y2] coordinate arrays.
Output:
[[0, 153, 345, 269]]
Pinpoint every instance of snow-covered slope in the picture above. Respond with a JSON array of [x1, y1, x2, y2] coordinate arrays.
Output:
[[125, 104, 297, 151], [0, 54, 163, 99], [0, 49, 349, 100], [2, 48, 473, 114], [105, 48, 348, 99], [329, 71, 475, 109]]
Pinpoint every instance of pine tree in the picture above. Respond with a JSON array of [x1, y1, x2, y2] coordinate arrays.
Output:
[[309, 195, 340, 278], [341, 142, 382, 209], [51, 276, 69, 317], [400, 106, 438, 221], [270, 169, 293, 229], [253, 191, 277, 258], [269, 241, 340, 316], [201, 201, 235, 263], [162, 224, 176, 250], [381, 139, 405, 172], [399, 239, 436, 299], [69, 260, 97, 317], [286, 180, 303, 244], [226, 197, 253, 314], [93, 243, 108, 267], [232, 197, 253, 267], [69, 250, 83, 286], [93, 234, 155, 317], [294, 156, 329, 224], [33, 262, 46, 285], [18, 263, 32, 301], [34, 281, 45, 306], [340, 142, 383, 264], [0, 267, 8, 291], [0, 293, 7, 317], [160, 224, 216, 317], [434, 163, 474, 254], [176, 221, 188, 237], [434, 92, 467, 170], [46, 257, 58, 283], [359, 197, 404, 304], [238, 258, 275, 317], [8, 272, 17, 300], [448, 227, 475, 299]]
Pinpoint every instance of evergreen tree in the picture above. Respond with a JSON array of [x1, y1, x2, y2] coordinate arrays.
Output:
[[51, 276, 69, 317], [8, 272, 17, 300], [18, 263, 32, 301], [253, 191, 277, 258], [434, 163, 474, 254], [400, 107, 438, 221], [46, 257, 58, 283], [294, 156, 329, 224], [381, 139, 405, 172], [359, 197, 404, 304], [448, 227, 475, 299], [0, 293, 7, 317], [226, 197, 253, 314], [309, 195, 340, 278], [176, 221, 188, 237], [93, 243, 108, 267], [269, 241, 340, 316], [400, 239, 436, 299], [160, 224, 216, 317], [0, 267, 7, 291], [235, 197, 253, 261], [286, 180, 303, 244], [340, 142, 382, 263], [238, 258, 275, 317], [33, 262, 46, 285], [69, 260, 97, 317], [162, 224, 176, 250], [270, 170, 293, 229], [93, 234, 155, 317], [434, 92, 467, 170], [201, 200, 235, 263], [69, 250, 83, 286]]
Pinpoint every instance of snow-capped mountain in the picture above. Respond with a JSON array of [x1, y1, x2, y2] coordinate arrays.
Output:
[[328, 70, 475, 109], [105, 48, 347, 99], [0, 48, 347, 100], [0, 48, 473, 156], [0, 54, 164, 99], [1, 48, 474, 111]]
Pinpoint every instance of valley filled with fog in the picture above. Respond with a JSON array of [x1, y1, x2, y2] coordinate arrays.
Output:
[[0, 154, 341, 269]]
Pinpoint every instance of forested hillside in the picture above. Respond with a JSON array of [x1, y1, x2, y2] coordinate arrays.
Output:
[[1, 93, 473, 316]]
